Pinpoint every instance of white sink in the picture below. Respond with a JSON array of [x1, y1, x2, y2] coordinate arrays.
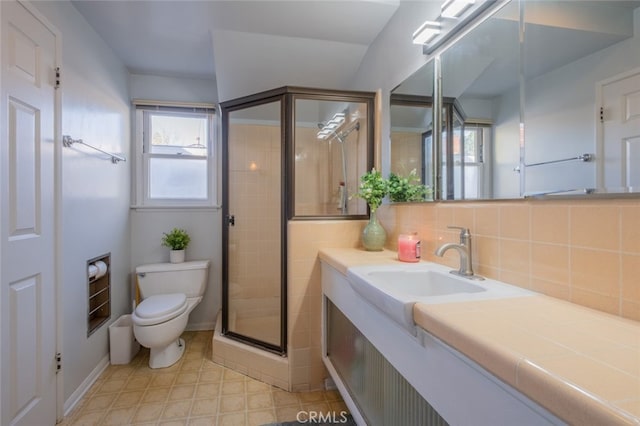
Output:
[[346, 262, 534, 334], [363, 270, 486, 297]]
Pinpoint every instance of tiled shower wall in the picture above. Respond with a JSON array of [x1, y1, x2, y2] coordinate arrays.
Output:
[[378, 198, 640, 321], [390, 131, 422, 177], [228, 123, 282, 328]]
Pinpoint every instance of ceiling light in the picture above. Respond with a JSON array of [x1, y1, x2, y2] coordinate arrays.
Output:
[[441, 0, 475, 18], [317, 112, 346, 139], [412, 21, 441, 45]]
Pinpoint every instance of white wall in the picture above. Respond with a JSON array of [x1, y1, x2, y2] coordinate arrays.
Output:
[[129, 73, 217, 104], [31, 0, 131, 405], [129, 74, 220, 329]]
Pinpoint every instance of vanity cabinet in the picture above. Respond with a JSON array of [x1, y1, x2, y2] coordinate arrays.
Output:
[[326, 297, 447, 426], [321, 261, 564, 426]]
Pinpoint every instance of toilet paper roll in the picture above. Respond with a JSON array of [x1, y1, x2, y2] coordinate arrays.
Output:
[[93, 261, 107, 279], [88, 264, 98, 279]]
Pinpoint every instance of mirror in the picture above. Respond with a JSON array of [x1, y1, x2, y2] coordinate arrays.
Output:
[[390, 64, 435, 201], [389, 96, 434, 199], [522, 0, 640, 196], [391, 0, 640, 200], [440, 0, 520, 199]]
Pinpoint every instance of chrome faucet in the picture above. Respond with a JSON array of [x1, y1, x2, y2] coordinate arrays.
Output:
[[435, 226, 484, 280]]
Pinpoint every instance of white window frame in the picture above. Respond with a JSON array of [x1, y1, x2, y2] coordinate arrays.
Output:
[[133, 101, 217, 208], [462, 121, 492, 199]]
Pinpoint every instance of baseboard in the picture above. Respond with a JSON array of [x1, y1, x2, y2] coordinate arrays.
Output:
[[63, 354, 109, 417], [185, 321, 215, 331]]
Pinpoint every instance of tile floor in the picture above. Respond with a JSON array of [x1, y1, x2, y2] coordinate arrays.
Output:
[[61, 331, 348, 425]]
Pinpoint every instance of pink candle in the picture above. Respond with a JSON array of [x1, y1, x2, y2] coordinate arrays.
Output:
[[398, 233, 421, 262]]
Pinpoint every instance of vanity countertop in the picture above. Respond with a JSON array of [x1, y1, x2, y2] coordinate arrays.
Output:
[[318, 247, 401, 275], [318, 248, 640, 425]]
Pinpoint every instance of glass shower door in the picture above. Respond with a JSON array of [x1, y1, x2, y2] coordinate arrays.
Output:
[[222, 99, 285, 353]]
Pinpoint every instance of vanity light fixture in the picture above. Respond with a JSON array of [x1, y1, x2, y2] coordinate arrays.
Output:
[[413, 0, 496, 53], [412, 21, 441, 45], [441, 0, 475, 18]]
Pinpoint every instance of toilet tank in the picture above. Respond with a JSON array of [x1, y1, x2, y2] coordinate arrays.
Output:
[[136, 260, 210, 299]]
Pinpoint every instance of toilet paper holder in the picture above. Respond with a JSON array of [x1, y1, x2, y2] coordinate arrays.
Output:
[[87, 253, 111, 336]]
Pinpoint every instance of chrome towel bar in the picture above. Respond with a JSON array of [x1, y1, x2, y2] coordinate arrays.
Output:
[[62, 135, 126, 164], [514, 153, 592, 172]]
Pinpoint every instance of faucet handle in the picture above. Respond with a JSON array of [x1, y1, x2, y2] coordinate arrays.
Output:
[[447, 225, 469, 234], [447, 226, 471, 243]]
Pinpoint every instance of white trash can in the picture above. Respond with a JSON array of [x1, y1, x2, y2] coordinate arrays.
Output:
[[108, 314, 140, 364]]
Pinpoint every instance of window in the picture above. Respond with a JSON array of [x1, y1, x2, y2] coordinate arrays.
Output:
[[462, 122, 492, 199], [134, 103, 216, 207]]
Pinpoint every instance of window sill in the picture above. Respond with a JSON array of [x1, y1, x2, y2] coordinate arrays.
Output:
[[130, 205, 221, 212]]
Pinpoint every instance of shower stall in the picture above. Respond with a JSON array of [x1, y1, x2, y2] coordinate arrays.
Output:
[[220, 87, 374, 356]]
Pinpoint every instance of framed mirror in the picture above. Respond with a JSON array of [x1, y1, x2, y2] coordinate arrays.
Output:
[[390, 0, 640, 201]]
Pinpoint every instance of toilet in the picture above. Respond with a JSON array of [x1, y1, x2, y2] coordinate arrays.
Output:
[[132, 260, 210, 368]]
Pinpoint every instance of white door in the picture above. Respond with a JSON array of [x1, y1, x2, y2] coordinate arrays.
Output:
[[599, 69, 640, 191], [1, 1, 58, 425]]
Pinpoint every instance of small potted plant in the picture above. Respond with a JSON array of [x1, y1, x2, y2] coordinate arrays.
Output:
[[354, 168, 388, 251], [161, 228, 191, 263]]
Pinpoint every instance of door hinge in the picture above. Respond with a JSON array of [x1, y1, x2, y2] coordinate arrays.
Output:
[[55, 67, 61, 89], [599, 106, 604, 123], [56, 352, 62, 373]]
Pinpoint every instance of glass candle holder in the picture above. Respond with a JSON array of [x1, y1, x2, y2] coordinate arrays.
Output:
[[398, 233, 421, 262]]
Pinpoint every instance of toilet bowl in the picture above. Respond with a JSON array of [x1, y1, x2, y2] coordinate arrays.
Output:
[[132, 260, 209, 368]]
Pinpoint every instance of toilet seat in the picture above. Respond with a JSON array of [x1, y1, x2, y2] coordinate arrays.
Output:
[[133, 293, 188, 326]]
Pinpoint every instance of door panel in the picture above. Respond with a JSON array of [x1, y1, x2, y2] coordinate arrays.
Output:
[[601, 70, 640, 190], [223, 99, 285, 353], [626, 136, 640, 187], [9, 98, 39, 237], [1, 1, 58, 424]]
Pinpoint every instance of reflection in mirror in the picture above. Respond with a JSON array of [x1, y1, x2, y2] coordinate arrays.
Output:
[[390, 58, 436, 202], [392, 0, 640, 201], [390, 96, 434, 200], [522, 0, 640, 196], [440, 0, 521, 199]]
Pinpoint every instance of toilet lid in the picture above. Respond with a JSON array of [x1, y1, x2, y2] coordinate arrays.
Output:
[[133, 293, 187, 326]]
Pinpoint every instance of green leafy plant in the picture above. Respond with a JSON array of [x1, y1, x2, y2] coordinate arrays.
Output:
[[354, 168, 388, 212], [388, 169, 431, 202], [161, 228, 191, 250]]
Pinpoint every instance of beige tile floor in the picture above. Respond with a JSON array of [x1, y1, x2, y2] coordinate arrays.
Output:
[[61, 331, 348, 426]]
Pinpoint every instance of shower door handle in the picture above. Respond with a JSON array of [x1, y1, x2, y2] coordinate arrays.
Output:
[[226, 215, 235, 226]]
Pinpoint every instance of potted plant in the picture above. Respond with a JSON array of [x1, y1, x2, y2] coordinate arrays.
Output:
[[161, 228, 191, 263], [354, 168, 388, 251], [388, 169, 431, 202]]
